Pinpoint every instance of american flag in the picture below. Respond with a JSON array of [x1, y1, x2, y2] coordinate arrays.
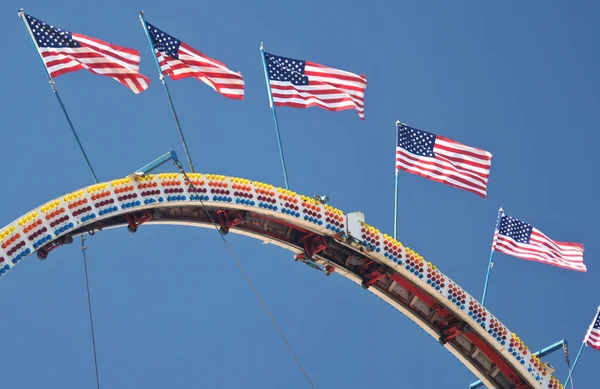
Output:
[[22, 13, 149, 94], [145, 21, 244, 100], [395, 123, 492, 198], [263, 51, 367, 119], [493, 211, 586, 272], [584, 308, 600, 351]]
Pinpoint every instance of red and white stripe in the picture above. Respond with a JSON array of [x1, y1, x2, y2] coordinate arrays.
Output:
[[157, 43, 244, 100], [38, 33, 150, 94], [395, 135, 492, 198], [584, 310, 600, 351], [495, 228, 586, 272], [270, 61, 367, 119]]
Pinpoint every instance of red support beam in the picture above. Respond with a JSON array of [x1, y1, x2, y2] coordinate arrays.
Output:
[[299, 233, 328, 258], [463, 331, 526, 388], [125, 210, 154, 232], [391, 274, 439, 308], [365, 269, 386, 286], [215, 210, 244, 234], [253, 214, 312, 234], [390, 273, 455, 320], [37, 239, 63, 259], [439, 320, 468, 343], [389, 271, 526, 386]]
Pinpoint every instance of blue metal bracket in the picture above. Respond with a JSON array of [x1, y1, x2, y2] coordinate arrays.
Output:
[[535, 339, 568, 358], [131, 151, 180, 177], [469, 339, 567, 389]]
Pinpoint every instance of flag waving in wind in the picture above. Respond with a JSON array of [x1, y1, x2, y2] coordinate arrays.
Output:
[[395, 122, 492, 198], [263, 51, 367, 119], [492, 210, 586, 272], [584, 307, 600, 351], [21, 12, 149, 94], [144, 21, 244, 100]]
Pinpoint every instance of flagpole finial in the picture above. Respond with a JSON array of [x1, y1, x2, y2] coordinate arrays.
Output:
[[17, 8, 24, 17], [396, 120, 402, 125], [260, 41, 264, 50]]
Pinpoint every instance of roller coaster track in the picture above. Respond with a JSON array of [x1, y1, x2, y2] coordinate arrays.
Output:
[[0, 172, 564, 389]]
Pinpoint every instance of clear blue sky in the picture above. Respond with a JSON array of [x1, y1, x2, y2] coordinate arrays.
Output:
[[1, 1, 598, 388]]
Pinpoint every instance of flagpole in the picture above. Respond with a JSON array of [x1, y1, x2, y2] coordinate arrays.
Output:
[[393, 121, 400, 240], [564, 342, 584, 388], [138, 11, 195, 173], [260, 42, 290, 190], [564, 306, 600, 388], [19, 11, 102, 389], [18, 9, 99, 184], [481, 207, 503, 306], [393, 172, 399, 239]]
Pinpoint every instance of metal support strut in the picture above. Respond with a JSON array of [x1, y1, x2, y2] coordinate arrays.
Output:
[[131, 151, 180, 178], [125, 211, 155, 233], [215, 210, 244, 235], [357, 259, 387, 289], [439, 321, 469, 345], [37, 233, 74, 260], [299, 233, 328, 259]]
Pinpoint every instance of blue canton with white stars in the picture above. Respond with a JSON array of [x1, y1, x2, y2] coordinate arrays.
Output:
[[593, 312, 600, 330], [397, 124, 437, 157], [24, 13, 80, 48], [264, 52, 308, 85], [498, 215, 533, 244], [146, 21, 181, 59]]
